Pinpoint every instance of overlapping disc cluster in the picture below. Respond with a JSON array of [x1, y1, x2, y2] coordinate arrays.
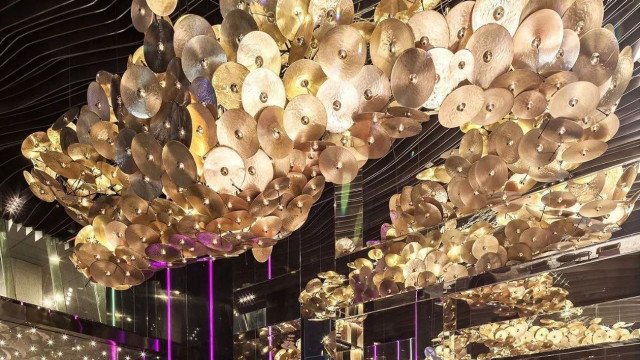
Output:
[[301, 164, 639, 317]]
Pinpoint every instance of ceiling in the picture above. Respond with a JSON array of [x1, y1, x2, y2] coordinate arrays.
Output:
[[0, 0, 639, 247]]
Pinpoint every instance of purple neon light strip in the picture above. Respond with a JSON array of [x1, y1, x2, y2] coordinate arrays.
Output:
[[414, 292, 418, 359], [167, 268, 172, 360], [373, 343, 378, 360], [397, 340, 401, 360], [267, 256, 272, 280], [209, 259, 215, 360], [268, 326, 273, 360]]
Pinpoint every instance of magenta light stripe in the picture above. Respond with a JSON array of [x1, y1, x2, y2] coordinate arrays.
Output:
[[396, 340, 401, 360], [414, 292, 419, 359], [209, 259, 215, 360], [373, 343, 378, 360], [268, 326, 273, 360], [166, 269, 172, 360], [107, 340, 117, 360], [267, 256, 272, 280]]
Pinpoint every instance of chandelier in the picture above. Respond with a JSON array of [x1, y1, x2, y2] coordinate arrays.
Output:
[[22, 0, 632, 290]]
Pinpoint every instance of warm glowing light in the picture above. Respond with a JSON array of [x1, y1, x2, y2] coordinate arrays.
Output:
[[4, 194, 24, 216]]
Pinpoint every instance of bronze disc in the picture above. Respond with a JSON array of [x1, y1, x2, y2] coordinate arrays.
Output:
[[131, 0, 154, 33], [120, 64, 162, 119], [472, 0, 527, 36], [446, 1, 475, 51], [318, 146, 358, 184], [519, 227, 551, 251], [473, 88, 513, 126], [87, 81, 110, 121], [188, 103, 218, 157], [182, 35, 227, 82], [89, 121, 118, 160], [472, 235, 500, 259], [475, 252, 503, 272], [220, 9, 259, 54], [490, 68, 542, 96], [562, 0, 604, 36], [143, 18, 175, 73], [439, 85, 485, 128], [90, 260, 126, 287], [512, 90, 547, 119], [162, 140, 197, 188], [507, 243, 533, 262], [351, 64, 392, 113], [540, 117, 584, 143], [316, 25, 366, 80], [542, 191, 577, 209], [390, 48, 436, 108], [283, 94, 327, 143], [548, 81, 599, 120], [203, 146, 247, 194], [505, 219, 529, 241], [379, 117, 422, 139], [599, 46, 633, 109], [316, 78, 359, 133], [257, 106, 294, 159], [408, 10, 449, 50], [512, 9, 564, 71], [131, 132, 163, 180], [150, 102, 193, 146], [243, 149, 274, 192], [542, 29, 581, 73], [562, 140, 607, 164], [518, 129, 559, 167], [369, 18, 415, 78], [275, 0, 308, 40], [145, 243, 182, 263], [282, 59, 327, 100], [173, 14, 215, 58], [465, 23, 514, 88], [216, 108, 260, 158], [212, 62, 249, 110], [441, 263, 468, 282], [472, 155, 508, 193], [444, 155, 471, 178], [241, 68, 287, 116], [146, 0, 177, 16], [288, 14, 314, 63], [184, 183, 227, 219], [459, 128, 484, 162], [237, 31, 281, 74], [574, 28, 619, 86]]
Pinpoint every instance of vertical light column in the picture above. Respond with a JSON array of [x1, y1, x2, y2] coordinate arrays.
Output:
[[45, 236, 65, 312], [209, 259, 215, 360], [166, 268, 172, 360]]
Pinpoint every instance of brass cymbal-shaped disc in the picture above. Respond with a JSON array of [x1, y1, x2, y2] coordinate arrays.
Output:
[[257, 106, 294, 159], [220, 0, 250, 18], [380, 117, 422, 139], [131, 0, 154, 33], [512, 9, 564, 71], [580, 199, 618, 218], [507, 243, 532, 262], [414, 202, 442, 228], [216, 108, 259, 158], [163, 57, 191, 105], [67, 143, 100, 167], [182, 35, 227, 82], [90, 260, 126, 287], [316, 78, 359, 133], [562, 0, 604, 36], [439, 85, 485, 128], [190, 76, 218, 114], [472, 0, 526, 36], [445, 155, 471, 178], [473, 88, 513, 126], [275, 0, 308, 40], [599, 46, 633, 109], [519, 227, 550, 251], [441, 263, 468, 282], [120, 64, 162, 119], [143, 18, 175, 73], [562, 140, 607, 164], [173, 14, 214, 58], [512, 90, 546, 119], [241, 68, 286, 116], [548, 81, 599, 119], [251, 216, 283, 238], [283, 94, 327, 143], [288, 14, 313, 63], [237, 31, 281, 74], [243, 149, 274, 192], [21, 131, 49, 159], [89, 121, 118, 160], [130, 171, 163, 200], [105, 221, 127, 249], [472, 235, 500, 259], [252, 246, 273, 263], [491, 68, 542, 96], [87, 81, 110, 121], [542, 29, 581, 73], [465, 23, 514, 88], [303, 176, 325, 201], [352, 121, 392, 159], [308, 0, 354, 28], [41, 151, 84, 179], [473, 155, 508, 193], [282, 59, 327, 100], [574, 28, 619, 86], [505, 219, 529, 241], [409, 11, 449, 50], [390, 48, 436, 109], [459, 128, 484, 162], [518, 129, 558, 167], [150, 102, 193, 147], [319, 146, 358, 184], [317, 25, 366, 80], [52, 107, 79, 131], [146, 243, 182, 263], [187, 103, 217, 157], [131, 132, 163, 179], [542, 191, 577, 208], [184, 183, 227, 219], [146, 0, 177, 16], [540, 118, 584, 143], [162, 140, 197, 188], [475, 252, 502, 272], [586, 113, 619, 142], [449, 49, 475, 87], [212, 62, 249, 110], [220, 9, 259, 54], [203, 146, 247, 194], [446, 1, 475, 51], [370, 18, 415, 78]]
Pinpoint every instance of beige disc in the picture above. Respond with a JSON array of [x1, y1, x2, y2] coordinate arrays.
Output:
[[241, 68, 286, 116]]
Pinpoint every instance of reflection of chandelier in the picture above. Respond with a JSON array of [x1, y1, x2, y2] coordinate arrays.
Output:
[[22, 0, 632, 290]]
